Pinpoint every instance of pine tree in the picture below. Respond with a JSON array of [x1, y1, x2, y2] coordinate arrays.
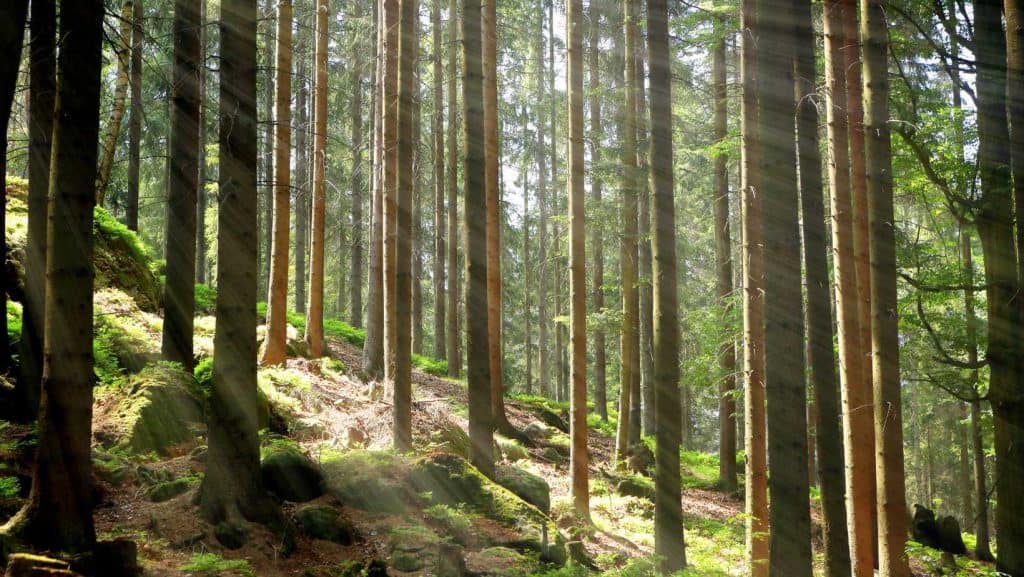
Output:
[[127, 0, 144, 231], [588, 0, 607, 422], [305, 0, 330, 357]]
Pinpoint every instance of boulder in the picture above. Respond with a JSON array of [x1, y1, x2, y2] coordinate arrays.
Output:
[[146, 478, 192, 503], [431, 419, 472, 457], [464, 547, 537, 577], [260, 445, 324, 503], [295, 505, 356, 545], [615, 476, 654, 501], [389, 526, 441, 573], [522, 421, 553, 441], [495, 465, 550, 514], [321, 451, 410, 514]]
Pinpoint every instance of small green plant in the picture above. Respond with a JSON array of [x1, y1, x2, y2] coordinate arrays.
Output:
[[194, 356, 214, 389], [324, 318, 366, 346], [0, 476, 20, 499], [93, 325, 126, 388], [195, 284, 217, 314], [412, 353, 448, 376], [425, 503, 474, 543], [180, 553, 255, 577]]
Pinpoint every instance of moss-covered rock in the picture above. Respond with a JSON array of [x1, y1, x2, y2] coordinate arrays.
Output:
[[260, 443, 324, 503], [430, 419, 471, 457], [495, 465, 550, 514], [406, 453, 566, 565], [146, 477, 194, 502], [496, 436, 530, 462], [295, 505, 356, 544], [93, 363, 205, 455], [94, 289, 163, 376], [93, 208, 162, 312], [465, 547, 539, 577], [321, 451, 410, 514], [615, 476, 653, 501]]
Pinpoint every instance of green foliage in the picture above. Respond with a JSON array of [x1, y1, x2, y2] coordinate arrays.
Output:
[[195, 284, 217, 314], [6, 301, 21, 350], [0, 476, 20, 499], [324, 318, 365, 347], [194, 357, 214, 389], [94, 206, 150, 265], [180, 553, 255, 577], [424, 503, 475, 544], [94, 325, 127, 387], [412, 353, 448, 376], [906, 540, 1002, 576]]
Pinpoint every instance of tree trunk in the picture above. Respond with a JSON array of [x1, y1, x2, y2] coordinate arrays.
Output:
[[796, 2, 850, 573], [196, 0, 208, 285], [363, 0, 384, 377], [535, 0, 548, 394], [974, 1, 1024, 573], [161, 0, 203, 372], [862, 2, 910, 574], [588, 0, 607, 421], [712, 10, 737, 493], [648, 0, 685, 570], [394, 0, 418, 451], [432, 0, 447, 358], [615, 0, 640, 466], [1008, 0, 1024, 281], [2, 0, 100, 552], [637, 38, 655, 439], [260, 2, 274, 303], [260, 0, 293, 367], [95, 0, 133, 206], [446, 0, 462, 378], [741, 0, 768, 572], [350, 9, 365, 329], [522, 133, 532, 394], [304, 0, 329, 357], [295, 51, 310, 315], [127, 0, 144, 231], [760, 1, 811, 575], [18, 0, 52, 419], [463, 0, 494, 478], [412, 90, 423, 354], [383, 0, 400, 379]]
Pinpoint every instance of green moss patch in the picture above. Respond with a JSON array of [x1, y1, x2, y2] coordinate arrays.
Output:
[[321, 450, 412, 514]]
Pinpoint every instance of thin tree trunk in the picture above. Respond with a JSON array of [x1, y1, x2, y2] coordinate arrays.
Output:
[[412, 86, 423, 354], [712, 10, 737, 493], [741, 0, 768, 571], [432, 0, 447, 358], [463, 0, 494, 478], [96, 0, 133, 206], [648, 0, 685, 569], [588, 0, 607, 421], [535, 0, 548, 394], [295, 53, 309, 315], [260, 0, 293, 366], [18, 0, 53, 419], [862, 2, 909, 574], [615, 0, 640, 466], [796, 2, 849, 573], [382, 0, 400, 379], [260, 1, 274, 303], [196, 0, 208, 285], [363, 0, 384, 376], [305, 0, 329, 357], [637, 38, 655, 439], [2, 0, 100, 552], [350, 10, 365, 329], [127, 0, 144, 231], [522, 135, 532, 394], [446, 0, 462, 378]]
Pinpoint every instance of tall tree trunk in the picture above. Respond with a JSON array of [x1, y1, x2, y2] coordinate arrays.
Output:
[[18, 0, 53, 419], [162, 0, 203, 371], [615, 0, 640, 466], [648, 0, 685, 570], [862, 2, 909, 574], [824, 3, 873, 574], [199, 0, 277, 525], [2, 0, 100, 552], [588, 0, 607, 421], [295, 52, 310, 315], [463, 0, 494, 478], [383, 0, 400, 379], [196, 0, 208, 285], [484, 0, 511, 432], [127, 0, 144, 231], [973, 1, 1024, 573], [796, 2, 850, 573], [962, 232, 994, 560], [522, 135, 532, 394], [1008, 0, 1024, 280], [96, 0, 133, 206], [260, 0, 293, 367], [350, 9, 365, 329], [637, 37, 655, 439], [432, 0, 447, 358], [260, 0, 274, 303], [446, 0, 462, 378], [535, 0, 549, 394], [394, 0, 418, 451], [567, 0, 589, 517], [760, 1, 811, 575], [412, 89, 423, 354], [363, 0, 384, 376], [712, 10, 737, 493], [305, 0, 329, 357], [741, 0, 768, 572]]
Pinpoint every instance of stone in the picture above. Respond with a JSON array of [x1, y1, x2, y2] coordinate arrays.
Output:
[[615, 477, 654, 501], [495, 465, 550, 514], [295, 505, 356, 545], [213, 521, 249, 550], [260, 446, 324, 503], [146, 478, 192, 503]]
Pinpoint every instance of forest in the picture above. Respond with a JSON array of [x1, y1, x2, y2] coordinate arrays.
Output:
[[0, 0, 1022, 575]]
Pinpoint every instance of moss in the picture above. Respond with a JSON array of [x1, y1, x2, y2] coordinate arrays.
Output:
[[94, 362, 205, 455], [407, 453, 566, 565], [321, 450, 411, 514], [466, 547, 540, 577], [497, 436, 530, 462], [412, 353, 448, 376], [94, 288, 162, 376], [425, 504, 476, 546], [93, 207, 162, 312], [147, 477, 196, 502], [180, 553, 255, 577], [495, 464, 550, 514], [195, 284, 217, 315]]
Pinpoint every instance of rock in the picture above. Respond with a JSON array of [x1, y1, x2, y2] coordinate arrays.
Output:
[[536, 409, 569, 434], [260, 445, 324, 503], [495, 465, 550, 514], [496, 436, 529, 462], [364, 560, 388, 577], [436, 543, 467, 577], [214, 521, 249, 550], [93, 209, 162, 312], [295, 505, 356, 545], [389, 526, 440, 573], [523, 421, 553, 441], [464, 547, 537, 577], [431, 419, 471, 457], [93, 539, 139, 577], [4, 554, 78, 577], [540, 447, 565, 464], [391, 551, 424, 572], [94, 363, 205, 456], [346, 428, 367, 449], [615, 477, 654, 500], [146, 478, 192, 502], [407, 453, 566, 566], [321, 451, 410, 514], [286, 337, 311, 359]]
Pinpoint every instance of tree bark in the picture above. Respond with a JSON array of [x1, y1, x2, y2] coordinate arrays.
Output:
[[446, 0, 462, 377], [196, 0, 208, 285], [19, 0, 53, 419], [96, 1, 134, 206], [463, 0, 494, 478], [350, 5, 365, 329], [796, 2, 850, 573], [2, 0, 100, 552], [260, 0, 293, 367], [588, 0, 607, 422], [295, 47, 310, 315], [383, 0, 400, 379], [363, 0, 385, 377], [304, 0, 329, 357], [712, 10, 737, 493], [636, 36, 655, 440], [740, 0, 768, 572], [432, 0, 447, 358], [534, 0, 548, 394], [127, 0, 144, 231]]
